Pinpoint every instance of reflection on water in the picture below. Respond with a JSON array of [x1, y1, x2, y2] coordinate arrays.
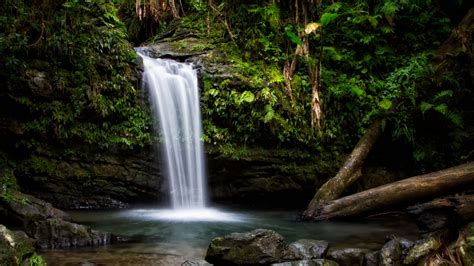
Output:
[[40, 207, 419, 265]]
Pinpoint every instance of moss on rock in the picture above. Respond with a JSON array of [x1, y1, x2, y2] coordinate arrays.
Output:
[[0, 224, 38, 265]]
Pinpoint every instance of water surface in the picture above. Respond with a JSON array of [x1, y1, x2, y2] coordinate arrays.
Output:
[[40, 207, 419, 265]]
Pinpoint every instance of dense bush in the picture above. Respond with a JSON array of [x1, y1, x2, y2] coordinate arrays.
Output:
[[0, 0, 153, 151]]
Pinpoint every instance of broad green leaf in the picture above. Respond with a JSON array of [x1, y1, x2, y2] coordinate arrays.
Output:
[[208, 88, 219, 96], [320, 13, 338, 26], [434, 103, 448, 115], [240, 91, 255, 103], [350, 86, 365, 96], [285, 30, 303, 46], [420, 102, 433, 113], [323, 47, 342, 61], [368, 16, 378, 28], [378, 99, 392, 110], [263, 110, 274, 123]]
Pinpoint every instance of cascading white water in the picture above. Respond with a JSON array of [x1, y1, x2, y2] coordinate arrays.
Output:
[[138, 52, 206, 209]]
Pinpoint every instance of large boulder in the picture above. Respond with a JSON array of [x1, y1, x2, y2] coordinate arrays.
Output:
[[288, 239, 329, 259], [1, 190, 114, 248], [364, 250, 380, 266], [205, 229, 298, 265], [31, 218, 112, 249], [0, 224, 36, 265], [379, 237, 413, 266], [0, 190, 70, 225], [403, 236, 441, 265], [326, 248, 367, 266], [271, 259, 339, 266]]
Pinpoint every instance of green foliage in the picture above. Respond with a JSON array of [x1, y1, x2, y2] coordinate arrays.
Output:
[[1, 0, 153, 151], [193, 0, 469, 168], [320, 12, 338, 26], [29, 253, 46, 266]]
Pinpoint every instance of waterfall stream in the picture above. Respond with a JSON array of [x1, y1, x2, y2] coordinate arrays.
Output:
[[138, 52, 206, 209]]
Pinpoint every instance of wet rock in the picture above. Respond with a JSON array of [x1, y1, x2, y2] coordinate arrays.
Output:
[[206, 148, 320, 207], [288, 239, 329, 259], [1, 190, 114, 248], [0, 224, 35, 265], [15, 151, 162, 209], [460, 222, 474, 266], [182, 259, 213, 266], [205, 229, 297, 265], [364, 250, 380, 266], [403, 236, 441, 265], [0, 190, 71, 227], [141, 38, 213, 60], [272, 259, 339, 266], [326, 248, 367, 266], [380, 238, 413, 266], [31, 218, 112, 248]]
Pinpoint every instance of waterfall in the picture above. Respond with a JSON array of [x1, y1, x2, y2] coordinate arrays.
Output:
[[138, 52, 206, 209]]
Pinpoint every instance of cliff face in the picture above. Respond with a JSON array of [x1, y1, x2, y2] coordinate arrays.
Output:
[[1, 12, 323, 209], [13, 149, 162, 209], [1, 56, 322, 211]]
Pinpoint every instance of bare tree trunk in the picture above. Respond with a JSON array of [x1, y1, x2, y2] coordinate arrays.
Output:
[[309, 44, 323, 129], [168, 0, 180, 18], [303, 119, 383, 216], [303, 162, 474, 220]]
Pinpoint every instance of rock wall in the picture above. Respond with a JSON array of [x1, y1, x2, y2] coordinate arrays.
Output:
[[12, 146, 322, 209], [14, 149, 163, 209]]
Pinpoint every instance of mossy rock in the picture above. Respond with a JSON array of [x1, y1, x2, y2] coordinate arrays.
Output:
[[0, 224, 36, 265], [205, 229, 298, 265], [31, 218, 112, 248], [403, 236, 441, 265]]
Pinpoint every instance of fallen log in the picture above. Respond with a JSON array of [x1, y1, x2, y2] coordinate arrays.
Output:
[[302, 162, 474, 220], [305, 119, 383, 210], [407, 194, 474, 233]]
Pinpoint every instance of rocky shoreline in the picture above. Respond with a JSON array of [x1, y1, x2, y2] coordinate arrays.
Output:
[[202, 225, 474, 265]]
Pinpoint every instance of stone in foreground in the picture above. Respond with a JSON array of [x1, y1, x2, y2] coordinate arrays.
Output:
[[272, 259, 339, 266], [205, 229, 297, 265], [326, 248, 367, 266], [0, 224, 36, 265], [288, 239, 329, 259], [403, 236, 440, 264]]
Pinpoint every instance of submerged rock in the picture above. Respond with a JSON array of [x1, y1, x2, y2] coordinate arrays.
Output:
[[272, 259, 339, 266], [288, 239, 329, 259], [0, 224, 35, 265], [326, 248, 367, 266], [205, 229, 297, 265], [403, 236, 441, 265]]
